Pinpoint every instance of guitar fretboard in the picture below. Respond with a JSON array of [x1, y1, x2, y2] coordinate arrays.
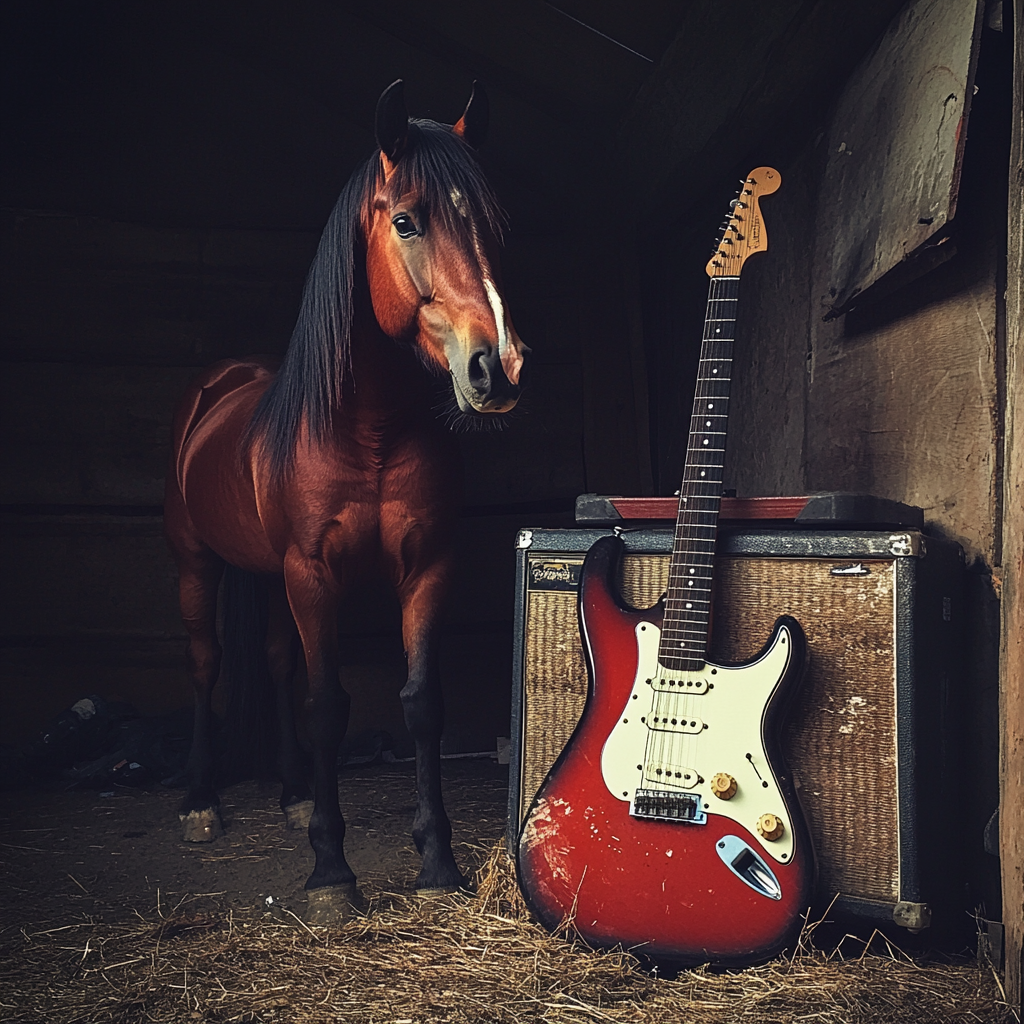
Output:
[[658, 275, 739, 671]]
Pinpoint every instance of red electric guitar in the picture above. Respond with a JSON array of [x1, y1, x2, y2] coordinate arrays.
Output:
[[516, 167, 814, 965]]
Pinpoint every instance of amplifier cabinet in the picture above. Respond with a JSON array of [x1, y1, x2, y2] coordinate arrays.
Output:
[[509, 527, 966, 932]]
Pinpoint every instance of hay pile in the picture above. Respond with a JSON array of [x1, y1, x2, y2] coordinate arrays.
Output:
[[2, 843, 1012, 1023]]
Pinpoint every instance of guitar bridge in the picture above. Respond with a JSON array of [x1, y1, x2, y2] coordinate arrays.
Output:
[[631, 789, 707, 825]]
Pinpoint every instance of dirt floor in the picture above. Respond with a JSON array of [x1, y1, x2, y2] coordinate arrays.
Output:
[[0, 759, 509, 938], [0, 760, 1013, 1023]]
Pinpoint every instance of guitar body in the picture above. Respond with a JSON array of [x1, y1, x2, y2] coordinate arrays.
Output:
[[516, 536, 814, 964]]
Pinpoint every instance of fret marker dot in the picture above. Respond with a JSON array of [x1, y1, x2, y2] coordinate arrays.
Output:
[[712, 369, 718, 374], [700, 471, 706, 477], [689, 569, 695, 575], [706, 420, 711, 426], [708, 403, 714, 409], [685, 602, 692, 609], [703, 439, 709, 445]]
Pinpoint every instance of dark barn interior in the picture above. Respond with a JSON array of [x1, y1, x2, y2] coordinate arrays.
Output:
[[2, 0, 1023, 1014]]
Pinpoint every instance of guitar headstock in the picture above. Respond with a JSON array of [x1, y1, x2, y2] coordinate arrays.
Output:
[[705, 167, 781, 278]]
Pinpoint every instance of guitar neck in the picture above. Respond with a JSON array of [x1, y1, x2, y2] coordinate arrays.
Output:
[[658, 275, 739, 671]]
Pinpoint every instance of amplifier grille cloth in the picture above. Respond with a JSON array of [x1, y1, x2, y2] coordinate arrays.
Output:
[[520, 553, 899, 904]]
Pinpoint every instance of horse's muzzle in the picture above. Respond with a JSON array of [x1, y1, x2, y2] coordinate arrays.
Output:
[[450, 341, 522, 414]]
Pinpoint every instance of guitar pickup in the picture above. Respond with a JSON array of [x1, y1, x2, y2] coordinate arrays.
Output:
[[631, 789, 707, 825], [652, 676, 709, 694], [648, 713, 705, 734], [648, 690, 706, 734], [644, 761, 700, 789]]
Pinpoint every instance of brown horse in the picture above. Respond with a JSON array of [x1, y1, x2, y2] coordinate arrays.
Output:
[[164, 80, 527, 923]]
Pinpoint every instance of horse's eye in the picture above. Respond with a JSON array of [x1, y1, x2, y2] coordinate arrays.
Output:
[[392, 214, 419, 239]]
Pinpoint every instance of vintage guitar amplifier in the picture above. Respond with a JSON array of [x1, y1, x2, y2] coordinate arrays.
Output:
[[508, 525, 966, 932]]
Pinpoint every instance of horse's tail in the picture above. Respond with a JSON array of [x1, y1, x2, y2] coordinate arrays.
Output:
[[220, 564, 277, 782]]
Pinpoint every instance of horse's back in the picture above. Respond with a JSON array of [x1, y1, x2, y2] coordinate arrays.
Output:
[[166, 357, 282, 573], [171, 357, 278, 457]]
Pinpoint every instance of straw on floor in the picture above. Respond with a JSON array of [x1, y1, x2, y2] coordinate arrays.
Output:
[[2, 842, 1012, 1024]]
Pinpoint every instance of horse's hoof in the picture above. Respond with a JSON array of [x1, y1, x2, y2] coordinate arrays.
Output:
[[415, 863, 470, 895], [179, 808, 223, 843], [304, 883, 366, 925], [283, 799, 314, 831]]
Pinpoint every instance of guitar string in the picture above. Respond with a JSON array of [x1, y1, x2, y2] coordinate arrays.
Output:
[[653, 272, 737, 794]]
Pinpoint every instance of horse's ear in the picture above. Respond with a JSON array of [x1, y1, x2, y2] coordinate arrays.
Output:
[[453, 80, 488, 148], [376, 79, 409, 173]]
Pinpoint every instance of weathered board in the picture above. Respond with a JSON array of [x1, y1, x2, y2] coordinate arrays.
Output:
[[821, 0, 984, 316], [999, 0, 1024, 1007]]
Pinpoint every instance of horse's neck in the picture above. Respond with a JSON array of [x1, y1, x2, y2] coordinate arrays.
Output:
[[339, 286, 436, 430]]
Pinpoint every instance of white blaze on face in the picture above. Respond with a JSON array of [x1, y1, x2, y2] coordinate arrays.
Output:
[[468, 212, 523, 388], [483, 277, 510, 358], [483, 277, 524, 386]]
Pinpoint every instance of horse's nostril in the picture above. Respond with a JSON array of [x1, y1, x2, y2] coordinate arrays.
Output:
[[467, 348, 493, 392]]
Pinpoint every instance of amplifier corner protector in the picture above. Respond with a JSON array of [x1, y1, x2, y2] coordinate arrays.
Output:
[[888, 533, 924, 558], [517, 530, 534, 550], [892, 901, 931, 932]]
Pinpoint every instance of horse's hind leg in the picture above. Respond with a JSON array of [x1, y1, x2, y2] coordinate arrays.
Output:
[[174, 548, 226, 842], [397, 564, 465, 893], [265, 579, 313, 830]]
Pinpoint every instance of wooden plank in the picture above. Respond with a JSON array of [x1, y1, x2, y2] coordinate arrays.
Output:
[[0, 364, 197, 505], [999, 0, 1024, 1006], [820, 0, 984, 316], [0, 212, 316, 365], [0, 515, 183, 640]]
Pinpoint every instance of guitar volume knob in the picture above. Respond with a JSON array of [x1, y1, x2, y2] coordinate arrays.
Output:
[[756, 813, 785, 841], [710, 773, 737, 800]]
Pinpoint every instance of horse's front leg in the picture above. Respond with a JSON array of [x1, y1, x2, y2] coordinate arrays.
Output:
[[283, 550, 362, 924], [397, 562, 466, 893]]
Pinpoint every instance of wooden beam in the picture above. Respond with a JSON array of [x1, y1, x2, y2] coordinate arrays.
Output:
[[1000, 0, 1024, 1007], [618, 0, 907, 220], [543, 0, 685, 65]]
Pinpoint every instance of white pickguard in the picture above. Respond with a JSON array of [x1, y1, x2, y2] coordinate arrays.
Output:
[[600, 620, 796, 863]]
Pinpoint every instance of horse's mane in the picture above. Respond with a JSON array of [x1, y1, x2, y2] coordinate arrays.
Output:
[[245, 119, 503, 482]]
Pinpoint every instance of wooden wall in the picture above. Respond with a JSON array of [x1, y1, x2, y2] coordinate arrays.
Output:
[[728, 33, 1008, 926], [0, 3, 648, 755], [0, 210, 648, 754], [632, 0, 1013, 976]]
